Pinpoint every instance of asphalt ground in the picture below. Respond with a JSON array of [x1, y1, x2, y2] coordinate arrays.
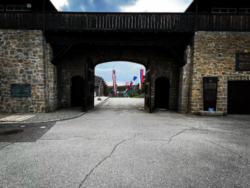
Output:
[[0, 98, 250, 188], [0, 122, 55, 143]]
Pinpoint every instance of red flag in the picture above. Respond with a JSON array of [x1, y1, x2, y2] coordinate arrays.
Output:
[[124, 81, 130, 87], [112, 70, 116, 94], [140, 69, 144, 90], [127, 81, 133, 91]]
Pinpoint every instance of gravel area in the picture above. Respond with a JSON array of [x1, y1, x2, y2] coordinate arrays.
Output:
[[0, 108, 83, 123]]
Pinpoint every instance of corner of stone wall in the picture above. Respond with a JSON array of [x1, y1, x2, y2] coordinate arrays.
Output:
[[178, 44, 193, 114], [45, 43, 58, 112], [0, 29, 50, 113]]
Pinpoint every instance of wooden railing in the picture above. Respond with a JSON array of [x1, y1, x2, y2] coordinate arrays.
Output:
[[0, 12, 250, 32]]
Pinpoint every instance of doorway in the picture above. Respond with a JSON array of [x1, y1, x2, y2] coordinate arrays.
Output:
[[228, 81, 250, 114], [154, 77, 170, 109], [71, 76, 85, 107]]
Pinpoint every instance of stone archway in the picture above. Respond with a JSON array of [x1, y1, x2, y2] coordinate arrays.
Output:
[[155, 77, 170, 109], [57, 45, 180, 111], [71, 76, 85, 107]]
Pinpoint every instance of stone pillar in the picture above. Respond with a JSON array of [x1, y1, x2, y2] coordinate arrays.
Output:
[[178, 45, 192, 114], [0, 29, 54, 113], [46, 44, 57, 111]]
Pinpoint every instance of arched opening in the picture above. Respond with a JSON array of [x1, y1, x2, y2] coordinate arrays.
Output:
[[154, 77, 170, 109], [71, 76, 85, 107], [94, 61, 146, 108], [56, 46, 180, 112]]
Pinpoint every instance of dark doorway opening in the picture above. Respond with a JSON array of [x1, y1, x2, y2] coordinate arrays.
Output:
[[71, 76, 85, 107], [154, 77, 170, 109], [228, 81, 250, 114]]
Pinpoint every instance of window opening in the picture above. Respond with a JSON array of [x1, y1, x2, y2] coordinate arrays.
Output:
[[239, 8, 250, 14], [0, 5, 4, 11], [6, 5, 30, 11], [212, 8, 236, 13]]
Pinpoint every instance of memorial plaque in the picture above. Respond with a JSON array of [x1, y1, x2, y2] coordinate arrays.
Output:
[[236, 53, 250, 71], [203, 77, 218, 111], [11, 84, 31, 97]]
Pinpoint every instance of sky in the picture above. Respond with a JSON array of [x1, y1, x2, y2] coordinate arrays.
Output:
[[50, 0, 193, 85], [95, 61, 145, 87], [51, 0, 192, 12]]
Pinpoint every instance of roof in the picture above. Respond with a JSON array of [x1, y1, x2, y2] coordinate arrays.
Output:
[[95, 76, 104, 86]]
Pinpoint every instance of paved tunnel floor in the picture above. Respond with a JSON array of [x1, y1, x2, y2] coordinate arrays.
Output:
[[0, 98, 250, 188]]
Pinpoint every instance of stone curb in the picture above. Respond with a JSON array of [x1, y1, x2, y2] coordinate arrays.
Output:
[[198, 111, 224, 116], [0, 97, 109, 125], [94, 97, 110, 108], [0, 112, 85, 125]]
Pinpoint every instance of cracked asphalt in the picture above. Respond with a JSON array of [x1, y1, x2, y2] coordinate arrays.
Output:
[[0, 98, 250, 188]]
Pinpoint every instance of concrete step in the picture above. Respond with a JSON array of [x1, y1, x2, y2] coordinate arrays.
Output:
[[198, 111, 224, 116]]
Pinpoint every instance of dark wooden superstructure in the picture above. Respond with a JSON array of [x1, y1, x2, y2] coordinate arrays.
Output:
[[186, 0, 250, 13], [0, 12, 250, 32], [0, 0, 57, 12]]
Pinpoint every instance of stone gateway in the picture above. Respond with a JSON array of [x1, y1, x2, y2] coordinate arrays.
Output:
[[0, 0, 250, 115]]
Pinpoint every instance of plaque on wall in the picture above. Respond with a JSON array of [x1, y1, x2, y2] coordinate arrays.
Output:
[[11, 84, 31, 97], [236, 53, 250, 71], [203, 77, 218, 111]]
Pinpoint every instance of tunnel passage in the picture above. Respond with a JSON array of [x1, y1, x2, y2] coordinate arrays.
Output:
[[71, 76, 85, 107], [154, 77, 170, 109]]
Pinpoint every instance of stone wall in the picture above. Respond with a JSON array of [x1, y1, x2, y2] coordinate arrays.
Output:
[[0, 29, 56, 113], [151, 58, 179, 110], [190, 31, 250, 114], [57, 45, 86, 108]]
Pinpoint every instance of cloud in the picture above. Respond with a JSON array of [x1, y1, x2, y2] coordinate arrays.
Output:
[[51, 0, 192, 12], [106, 81, 127, 86], [95, 68, 113, 72], [95, 61, 145, 86], [52, 0, 137, 12], [121, 0, 192, 12]]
